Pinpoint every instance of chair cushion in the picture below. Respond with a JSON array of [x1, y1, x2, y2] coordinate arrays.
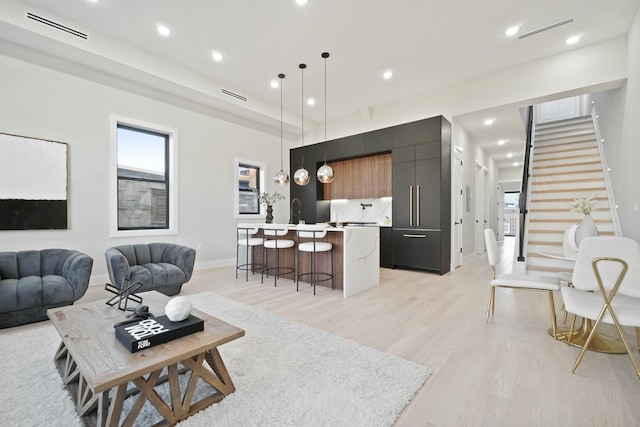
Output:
[[298, 242, 332, 252], [238, 237, 264, 247], [264, 239, 295, 249], [562, 286, 640, 327], [491, 273, 560, 291]]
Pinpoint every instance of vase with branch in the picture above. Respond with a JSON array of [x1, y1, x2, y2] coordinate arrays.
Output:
[[258, 191, 285, 223], [569, 195, 598, 246]]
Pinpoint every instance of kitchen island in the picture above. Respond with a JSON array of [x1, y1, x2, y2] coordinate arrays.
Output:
[[252, 225, 380, 297]]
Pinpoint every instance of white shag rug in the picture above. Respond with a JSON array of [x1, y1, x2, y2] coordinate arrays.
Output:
[[0, 292, 430, 427]]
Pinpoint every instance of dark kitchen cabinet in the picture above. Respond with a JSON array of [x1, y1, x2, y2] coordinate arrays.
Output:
[[290, 115, 450, 274], [391, 117, 451, 274], [380, 227, 393, 268], [392, 229, 440, 271]]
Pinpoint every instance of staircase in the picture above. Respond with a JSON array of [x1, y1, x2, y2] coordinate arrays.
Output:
[[524, 115, 617, 275]]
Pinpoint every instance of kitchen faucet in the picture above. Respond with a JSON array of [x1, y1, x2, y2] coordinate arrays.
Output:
[[290, 198, 302, 224]]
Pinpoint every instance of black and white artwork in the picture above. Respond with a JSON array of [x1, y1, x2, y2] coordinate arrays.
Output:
[[0, 133, 68, 230]]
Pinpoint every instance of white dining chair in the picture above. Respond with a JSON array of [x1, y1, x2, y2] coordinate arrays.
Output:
[[484, 228, 562, 337], [561, 236, 640, 381]]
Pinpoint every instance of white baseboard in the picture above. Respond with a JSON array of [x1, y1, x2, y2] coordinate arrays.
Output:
[[89, 258, 236, 287]]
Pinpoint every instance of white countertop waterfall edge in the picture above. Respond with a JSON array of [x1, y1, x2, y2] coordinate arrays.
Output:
[[333, 226, 380, 297]]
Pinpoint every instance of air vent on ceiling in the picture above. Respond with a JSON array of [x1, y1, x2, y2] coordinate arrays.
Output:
[[221, 88, 248, 102], [518, 18, 574, 39], [25, 11, 89, 40]]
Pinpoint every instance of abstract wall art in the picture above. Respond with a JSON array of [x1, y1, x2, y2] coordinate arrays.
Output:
[[0, 133, 68, 230]]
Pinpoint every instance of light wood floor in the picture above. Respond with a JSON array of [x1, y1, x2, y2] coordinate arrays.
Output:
[[80, 238, 640, 426]]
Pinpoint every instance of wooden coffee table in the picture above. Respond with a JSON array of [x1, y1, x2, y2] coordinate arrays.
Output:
[[47, 291, 244, 427]]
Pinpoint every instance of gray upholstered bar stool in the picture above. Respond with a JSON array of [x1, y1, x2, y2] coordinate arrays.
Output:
[[296, 224, 334, 295], [236, 223, 265, 281], [262, 224, 296, 286]]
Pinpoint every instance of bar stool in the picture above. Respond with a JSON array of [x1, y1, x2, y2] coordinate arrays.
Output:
[[236, 223, 265, 281], [262, 224, 296, 286], [296, 224, 334, 295]]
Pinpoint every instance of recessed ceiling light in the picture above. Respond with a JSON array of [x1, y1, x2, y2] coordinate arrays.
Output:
[[382, 70, 393, 80], [566, 35, 581, 45], [513, 162, 519, 167], [86, 0, 100, 3], [484, 118, 495, 126], [156, 24, 171, 37], [505, 26, 520, 36], [307, 98, 316, 106], [211, 51, 224, 62], [270, 79, 279, 89], [498, 139, 507, 145], [295, 0, 308, 5], [507, 152, 513, 158]]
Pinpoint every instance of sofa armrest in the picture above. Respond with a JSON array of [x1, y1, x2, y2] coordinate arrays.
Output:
[[105, 248, 131, 289], [61, 252, 94, 299], [169, 245, 196, 282]]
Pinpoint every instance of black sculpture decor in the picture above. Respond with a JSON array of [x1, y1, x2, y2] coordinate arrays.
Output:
[[105, 281, 143, 311]]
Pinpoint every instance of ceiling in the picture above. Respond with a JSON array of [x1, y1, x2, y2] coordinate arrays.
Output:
[[1, 0, 638, 169]]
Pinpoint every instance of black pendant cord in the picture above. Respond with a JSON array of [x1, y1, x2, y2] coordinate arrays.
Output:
[[323, 53, 328, 143], [279, 73, 284, 171], [300, 64, 305, 149]]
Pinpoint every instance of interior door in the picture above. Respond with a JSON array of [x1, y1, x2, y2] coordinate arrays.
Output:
[[453, 150, 463, 268]]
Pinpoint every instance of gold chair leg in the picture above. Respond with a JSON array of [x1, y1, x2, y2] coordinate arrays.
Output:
[[567, 314, 577, 346], [486, 287, 495, 323], [547, 291, 558, 339], [572, 305, 609, 374], [636, 328, 640, 352]]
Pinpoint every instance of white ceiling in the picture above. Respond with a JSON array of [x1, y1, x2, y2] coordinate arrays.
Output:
[[1, 0, 639, 169]]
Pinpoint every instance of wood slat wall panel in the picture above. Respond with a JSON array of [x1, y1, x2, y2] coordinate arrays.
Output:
[[323, 153, 391, 200]]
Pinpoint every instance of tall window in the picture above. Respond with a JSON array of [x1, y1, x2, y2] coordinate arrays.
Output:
[[238, 163, 260, 214], [116, 124, 169, 230], [234, 158, 266, 219]]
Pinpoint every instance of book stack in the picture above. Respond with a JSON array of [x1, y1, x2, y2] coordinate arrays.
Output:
[[115, 314, 204, 353]]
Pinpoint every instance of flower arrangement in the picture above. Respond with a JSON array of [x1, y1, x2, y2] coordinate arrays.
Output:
[[568, 195, 597, 215], [258, 191, 285, 207]]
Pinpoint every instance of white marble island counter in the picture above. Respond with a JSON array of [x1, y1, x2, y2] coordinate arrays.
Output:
[[253, 224, 380, 298], [324, 225, 380, 297]]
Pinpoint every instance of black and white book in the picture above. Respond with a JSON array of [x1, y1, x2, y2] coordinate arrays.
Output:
[[114, 314, 204, 353]]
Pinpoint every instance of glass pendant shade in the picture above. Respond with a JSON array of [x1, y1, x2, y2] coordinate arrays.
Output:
[[274, 169, 289, 185], [274, 73, 289, 187], [294, 63, 310, 186], [317, 163, 334, 183], [317, 52, 334, 184], [294, 165, 310, 185]]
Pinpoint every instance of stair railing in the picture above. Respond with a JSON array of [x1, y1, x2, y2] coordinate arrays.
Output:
[[517, 106, 534, 262], [591, 107, 622, 236]]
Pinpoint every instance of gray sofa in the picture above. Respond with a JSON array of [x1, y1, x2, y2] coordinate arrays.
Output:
[[0, 249, 93, 328], [105, 243, 196, 296]]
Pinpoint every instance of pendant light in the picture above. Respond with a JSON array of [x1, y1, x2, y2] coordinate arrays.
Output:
[[294, 63, 310, 186], [317, 52, 334, 184], [273, 73, 290, 186]]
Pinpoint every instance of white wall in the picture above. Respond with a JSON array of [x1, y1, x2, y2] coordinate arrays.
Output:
[[0, 54, 294, 283], [611, 7, 640, 242]]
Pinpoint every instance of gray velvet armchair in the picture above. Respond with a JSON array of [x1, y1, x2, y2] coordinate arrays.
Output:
[[105, 243, 196, 296], [0, 249, 93, 328]]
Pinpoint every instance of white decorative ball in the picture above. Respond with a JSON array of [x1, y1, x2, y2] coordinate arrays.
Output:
[[165, 296, 192, 322]]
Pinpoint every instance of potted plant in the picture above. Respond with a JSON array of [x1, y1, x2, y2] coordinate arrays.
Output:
[[258, 191, 285, 223]]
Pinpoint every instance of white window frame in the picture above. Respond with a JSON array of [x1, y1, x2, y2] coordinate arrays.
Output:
[[109, 115, 179, 237], [234, 157, 267, 220]]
